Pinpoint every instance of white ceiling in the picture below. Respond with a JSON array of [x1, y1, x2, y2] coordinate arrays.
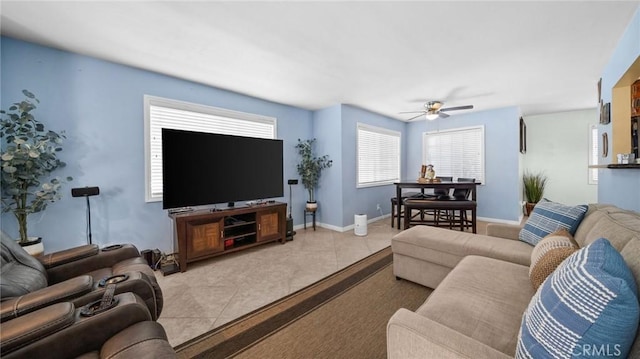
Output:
[[1, 1, 638, 121]]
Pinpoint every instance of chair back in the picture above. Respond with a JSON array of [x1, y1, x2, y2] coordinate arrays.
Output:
[[0, 232, 48, 299], [452, 178, 475, 199], [434, 176, 453, 196]]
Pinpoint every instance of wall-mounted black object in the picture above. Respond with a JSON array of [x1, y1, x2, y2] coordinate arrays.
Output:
[[71, 186, 100, 197], [71, 186, 100, 244]]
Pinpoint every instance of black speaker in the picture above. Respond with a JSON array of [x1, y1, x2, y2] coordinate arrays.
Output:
[[287, 179, 298, 185], [286, 217, 294, 241], [71, 186, 100, 197]]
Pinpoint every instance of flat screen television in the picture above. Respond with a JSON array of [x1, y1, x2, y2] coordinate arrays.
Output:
[[161, 129, 284, 209]]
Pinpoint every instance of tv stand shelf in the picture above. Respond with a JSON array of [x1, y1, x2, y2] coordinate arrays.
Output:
[[169, 202, 286, 272]]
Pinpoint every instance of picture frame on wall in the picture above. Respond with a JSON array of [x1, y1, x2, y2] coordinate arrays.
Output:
[[519, 117, 527, 154], [601, 102, 611, 124]]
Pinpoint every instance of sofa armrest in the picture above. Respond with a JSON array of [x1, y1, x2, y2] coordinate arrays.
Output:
[[485, 223, 523, 240], [0, 275, 93, 322], [387, 309, 512, 359], [39, 244, 99, 269], [45, 244, 141, 284]]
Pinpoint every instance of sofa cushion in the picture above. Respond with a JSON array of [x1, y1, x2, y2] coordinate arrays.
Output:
[[529, 229, 577, 290], [417, 255, 534, 356], [517, 238, 640, 359], [519, 199, 588, 246]]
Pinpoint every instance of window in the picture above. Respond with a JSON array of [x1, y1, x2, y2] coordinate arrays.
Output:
[[422, 126, 485, 183], [357, 123, 401, 187], [589, 124, 598, 184], [144, 95, 276, 202]]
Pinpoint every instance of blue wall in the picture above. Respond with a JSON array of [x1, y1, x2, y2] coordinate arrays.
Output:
[[1, 37, 313, 253], [599, 7, 640, 212], [0, 35, 539, 255], [406, 107, 522, 222]]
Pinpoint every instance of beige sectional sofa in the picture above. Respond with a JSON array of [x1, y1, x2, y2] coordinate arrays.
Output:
[[387, 204, 640, 358]]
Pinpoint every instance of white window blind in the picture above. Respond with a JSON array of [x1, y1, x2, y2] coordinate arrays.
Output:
[[357, 123, 401, 187], [589, 124, 598, 184], [144, 95, 276, 202], [423, 126, 485, 183]]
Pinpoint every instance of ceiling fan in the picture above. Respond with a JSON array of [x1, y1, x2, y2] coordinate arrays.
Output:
[[401, 101, 474, 121]]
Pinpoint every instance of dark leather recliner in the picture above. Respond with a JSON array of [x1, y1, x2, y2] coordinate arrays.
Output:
[[0, 292, 176, 358], [0, 235, 163, 321]]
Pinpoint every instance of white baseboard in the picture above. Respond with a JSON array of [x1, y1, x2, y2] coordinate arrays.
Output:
[[295, 214, 521, 231], [477, 216, 522, 225], [296, 214, 390, 233]]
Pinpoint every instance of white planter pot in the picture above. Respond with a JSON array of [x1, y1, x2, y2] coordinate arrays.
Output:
[[18, 237, 44, 257], [306, 201, 318, 212]]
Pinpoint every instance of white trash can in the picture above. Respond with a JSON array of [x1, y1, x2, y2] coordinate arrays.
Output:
[[354, 214, 368, 236]]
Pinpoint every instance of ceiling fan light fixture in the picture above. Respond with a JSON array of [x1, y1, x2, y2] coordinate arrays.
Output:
[[425, 112, 439, 120]]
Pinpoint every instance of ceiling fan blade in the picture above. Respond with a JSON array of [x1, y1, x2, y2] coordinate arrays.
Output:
[[440, 105, 474, 112], [399, 111, 425, 114], [439, 112, 450, 118], [406, 113, 426, 121]]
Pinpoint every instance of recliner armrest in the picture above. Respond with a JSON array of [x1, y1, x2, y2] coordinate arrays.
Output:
[[39, 244, 99, 269], [45, 244, 142, 284], [0, 275, 93, 322], [2, 293, 153, 359], [0, 302, 76, 355]]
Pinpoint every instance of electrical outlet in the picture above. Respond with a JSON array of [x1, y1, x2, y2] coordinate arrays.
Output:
[[376, 203, 381, 211]]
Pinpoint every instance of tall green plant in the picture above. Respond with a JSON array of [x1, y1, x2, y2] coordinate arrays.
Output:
[[523, 171, 547, 203], [0, 90, 72, 243], [295, 138, 332, 202]]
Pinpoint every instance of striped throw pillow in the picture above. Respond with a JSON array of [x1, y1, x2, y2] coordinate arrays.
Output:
[[519, 199, 588, 246], [517, 238, 640, 359], [529, 228, 577, 290]]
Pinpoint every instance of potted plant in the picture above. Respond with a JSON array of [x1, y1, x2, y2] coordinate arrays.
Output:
[[523, 171, 547, 216], [1, 90, 72, 254], [295, 138, 332, 212]]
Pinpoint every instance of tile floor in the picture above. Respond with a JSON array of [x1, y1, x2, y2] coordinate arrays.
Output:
[[155, 218, 401, 346]]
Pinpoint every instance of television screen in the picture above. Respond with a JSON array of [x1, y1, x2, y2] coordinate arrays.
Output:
[[162, 129, 284, 209]]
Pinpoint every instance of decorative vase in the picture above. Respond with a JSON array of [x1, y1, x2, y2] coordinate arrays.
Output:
[[18, 236, 44, 257], [306, 201, 318, 212], [525, 202, 536, 217]]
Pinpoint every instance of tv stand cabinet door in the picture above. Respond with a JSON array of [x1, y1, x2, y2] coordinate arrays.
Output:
[[257, 208, 283, 242], [186, 219, 224, 259]]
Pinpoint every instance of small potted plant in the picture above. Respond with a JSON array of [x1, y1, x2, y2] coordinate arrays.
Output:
[[0, 90, 72, 255], [295, 138, 332, 212], [523, 171, 547, 216]]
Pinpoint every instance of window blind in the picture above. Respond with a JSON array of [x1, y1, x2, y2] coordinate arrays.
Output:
[[423, 126, 484, 183], [357, 123, 401, 187], [145, 96, 276, 201]]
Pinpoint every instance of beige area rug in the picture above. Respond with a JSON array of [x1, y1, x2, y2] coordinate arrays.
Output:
[[175, 246, 432, 359]]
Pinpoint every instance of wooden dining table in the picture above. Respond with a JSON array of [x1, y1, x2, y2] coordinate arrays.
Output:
[[393, 180, 481, 230]]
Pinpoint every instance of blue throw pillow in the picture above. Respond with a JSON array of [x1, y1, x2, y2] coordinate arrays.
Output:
[[516, 238, 640, 359], [519, 199, 588, 246]]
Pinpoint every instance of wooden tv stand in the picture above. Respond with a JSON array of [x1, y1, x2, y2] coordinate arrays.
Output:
[[169, 202, 287, 272]]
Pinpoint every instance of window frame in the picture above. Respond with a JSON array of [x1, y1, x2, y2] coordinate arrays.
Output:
[[588, 123, 599, 185], [144, 95, 277, 202], [422, 125, 485, 184], [356, 122, 401, 188]]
